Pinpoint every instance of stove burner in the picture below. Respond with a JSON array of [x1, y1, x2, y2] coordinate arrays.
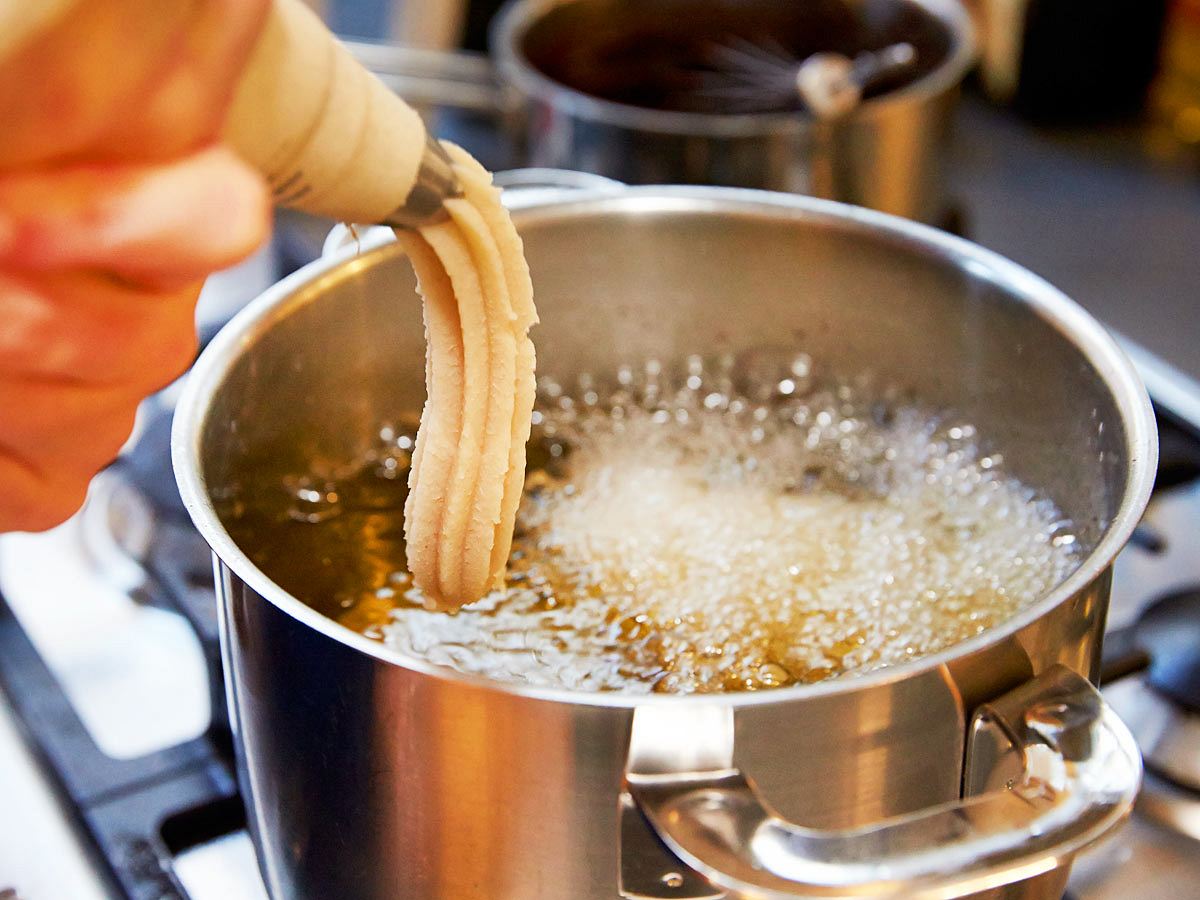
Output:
[[1134, 589, 1200, 715], [1103, 588, 1200, 799]]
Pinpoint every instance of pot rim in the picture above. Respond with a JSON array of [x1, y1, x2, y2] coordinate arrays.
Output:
[[172, 185, 1158, 709], [489, 0, 977, 138]]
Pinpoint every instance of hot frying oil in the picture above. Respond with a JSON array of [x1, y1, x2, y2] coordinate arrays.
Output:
[[218, 354, 1080, 694]]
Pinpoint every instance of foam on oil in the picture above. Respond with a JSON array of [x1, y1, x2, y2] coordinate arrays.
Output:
[[219, 353, 1080, 694]]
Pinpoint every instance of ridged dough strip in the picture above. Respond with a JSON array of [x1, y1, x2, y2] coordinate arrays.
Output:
[[399, 142, 536, 609], [445, 149, 539, 587], [392, 230, 462, 591]]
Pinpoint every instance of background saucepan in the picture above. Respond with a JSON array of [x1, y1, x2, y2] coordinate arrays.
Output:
[[349, 0, 976, 223]]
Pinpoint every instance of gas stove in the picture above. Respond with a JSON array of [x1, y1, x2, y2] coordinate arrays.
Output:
[[3, 90, 1200, 897], [1, 330, 1199, 900]]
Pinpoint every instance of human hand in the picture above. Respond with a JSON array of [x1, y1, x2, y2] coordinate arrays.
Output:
[[0, 0, 272, 531]]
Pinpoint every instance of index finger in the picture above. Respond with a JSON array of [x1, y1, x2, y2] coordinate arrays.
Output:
[[0, 0, 196, 169], [0, 146, 271, 289], [89, 0, 271, 162]]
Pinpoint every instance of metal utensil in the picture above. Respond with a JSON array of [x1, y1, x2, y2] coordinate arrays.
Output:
[[703, 40, 918, 119]]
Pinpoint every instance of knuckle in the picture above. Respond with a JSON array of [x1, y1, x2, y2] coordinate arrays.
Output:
[[55, 410, 136, 486], [115, 306, 199, 394], [32, 486, 88, 532], [93, 409, 139, 463], [156, 323, 201, 386], [0, 278, 64, 372], [0, 463, 85, 533], [0, 274, 136, 382]]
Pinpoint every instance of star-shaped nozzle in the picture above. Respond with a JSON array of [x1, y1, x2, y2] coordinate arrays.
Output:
[[382, 134, 463, 228]]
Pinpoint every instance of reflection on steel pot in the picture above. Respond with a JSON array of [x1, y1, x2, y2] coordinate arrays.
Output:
[[350, 0, 975, 222], [173, 180, 1155, 900]]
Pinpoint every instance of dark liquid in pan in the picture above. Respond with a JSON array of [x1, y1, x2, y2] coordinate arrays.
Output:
[[519, 0, 953, 115]]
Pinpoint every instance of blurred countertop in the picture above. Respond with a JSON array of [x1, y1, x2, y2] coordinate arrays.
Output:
[[951, 98, 1200, 379]]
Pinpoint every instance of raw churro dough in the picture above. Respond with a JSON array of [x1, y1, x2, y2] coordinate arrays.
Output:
[[394, 144, 537, 610]]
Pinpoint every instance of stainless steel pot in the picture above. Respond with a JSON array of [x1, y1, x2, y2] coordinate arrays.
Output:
[[173, 181, 1156, 900], [352, 0, 975, 222]]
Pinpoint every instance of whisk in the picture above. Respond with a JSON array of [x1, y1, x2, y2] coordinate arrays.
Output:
[[701, 38, 918, 118]]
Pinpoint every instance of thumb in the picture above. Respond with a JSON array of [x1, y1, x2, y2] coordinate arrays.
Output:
[[0, 146, 271, 289]]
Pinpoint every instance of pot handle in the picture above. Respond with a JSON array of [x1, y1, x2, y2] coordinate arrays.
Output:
[[626, 665, 1141, 899], [321, 168, 625, 258]]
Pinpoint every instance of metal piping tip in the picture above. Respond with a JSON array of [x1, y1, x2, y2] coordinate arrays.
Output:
[[381, 134, 462, 229]]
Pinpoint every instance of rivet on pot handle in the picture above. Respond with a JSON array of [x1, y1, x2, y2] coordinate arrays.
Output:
[[320, 168, 625, 258], [625, 666, 1142, 900]]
